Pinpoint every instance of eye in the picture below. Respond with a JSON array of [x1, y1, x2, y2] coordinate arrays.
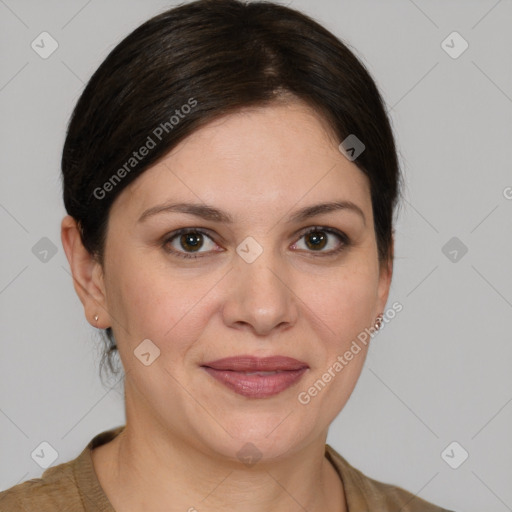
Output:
[[292, 226, 349, 255], [162, 226, 350, 260], [162, 228, 219, 259]]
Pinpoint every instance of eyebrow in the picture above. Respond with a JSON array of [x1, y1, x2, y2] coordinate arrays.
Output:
[[137, 200, 366, 226]]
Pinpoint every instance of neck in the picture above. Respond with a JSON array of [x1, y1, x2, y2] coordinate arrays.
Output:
[[120, 432, 343, 511], [93, 383, 346, 512]]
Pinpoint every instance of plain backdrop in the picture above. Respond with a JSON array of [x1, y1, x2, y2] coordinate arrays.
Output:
[[1, 1, 511, 511]]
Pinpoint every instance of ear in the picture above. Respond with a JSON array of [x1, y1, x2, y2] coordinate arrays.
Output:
[[376, 231, 394, 316], [61, 215, 110, 328]]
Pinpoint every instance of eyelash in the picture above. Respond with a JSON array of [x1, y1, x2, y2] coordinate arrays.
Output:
[[162, 226, 351, 260]]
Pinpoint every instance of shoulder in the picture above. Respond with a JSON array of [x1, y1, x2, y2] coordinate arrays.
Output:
[[0, 426, 124, 512], [0, 460, 81, 511], [325, 444, 455, 512]]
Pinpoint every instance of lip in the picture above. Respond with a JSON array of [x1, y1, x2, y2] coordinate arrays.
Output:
[[201, 355, 309, 372], [201, 356, 309, 399]]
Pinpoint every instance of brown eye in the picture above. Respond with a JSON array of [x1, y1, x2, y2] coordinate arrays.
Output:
[[163, 229, 218, 259], [304, 230, 328, 251], [179, 232, 204, 252], [293, 227, 349, 255]]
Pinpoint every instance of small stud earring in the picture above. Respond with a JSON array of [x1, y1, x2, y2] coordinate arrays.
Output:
[[94, 314, 99, 323]]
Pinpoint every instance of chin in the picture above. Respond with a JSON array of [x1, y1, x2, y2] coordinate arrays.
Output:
[[195, 414, 313, 464]]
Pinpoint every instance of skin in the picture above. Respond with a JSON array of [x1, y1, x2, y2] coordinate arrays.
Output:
[[61, 99, 393, 512]]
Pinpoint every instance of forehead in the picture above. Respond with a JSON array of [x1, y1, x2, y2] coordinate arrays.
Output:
[[111, 101, 372, 224]]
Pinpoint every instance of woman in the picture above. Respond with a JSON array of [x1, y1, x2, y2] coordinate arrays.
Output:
[[0, 0, 454, 510]]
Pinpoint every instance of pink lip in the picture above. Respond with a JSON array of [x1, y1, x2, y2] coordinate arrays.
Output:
[[202, 355, 309, 372], [201, 356, 309, 398], [202, 367, 308, 398]]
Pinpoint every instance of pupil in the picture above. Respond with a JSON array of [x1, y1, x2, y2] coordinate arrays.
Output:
[[306, 231, 326, 250], [178, 231, 328, 253], [181, 233, 202, 251]]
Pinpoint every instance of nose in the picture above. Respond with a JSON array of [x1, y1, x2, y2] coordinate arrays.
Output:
[[222, 248, 299, 337]]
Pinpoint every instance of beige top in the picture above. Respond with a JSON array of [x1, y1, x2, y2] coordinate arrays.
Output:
[[0, 425, 453, 511]]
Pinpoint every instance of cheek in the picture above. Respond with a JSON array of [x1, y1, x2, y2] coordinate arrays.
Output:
[[107, 254, 216, 354], [303, 261, 379, 346], [295, 267, 377, 423]]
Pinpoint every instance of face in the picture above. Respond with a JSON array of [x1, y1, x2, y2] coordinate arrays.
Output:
[[81, 100, 392, 461]]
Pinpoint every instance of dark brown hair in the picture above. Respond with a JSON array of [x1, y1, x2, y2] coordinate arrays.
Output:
[[61, 0, 403, 384]]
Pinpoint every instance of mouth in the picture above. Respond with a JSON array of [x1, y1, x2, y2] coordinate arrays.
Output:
[[201, 355, 309, 398]]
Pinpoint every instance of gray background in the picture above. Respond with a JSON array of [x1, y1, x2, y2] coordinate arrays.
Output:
[[1, 1, 511, 511]]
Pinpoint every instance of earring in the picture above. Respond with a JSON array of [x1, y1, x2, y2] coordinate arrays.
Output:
[[374, 314, 384, 330], [94, 314, 99, 324]]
